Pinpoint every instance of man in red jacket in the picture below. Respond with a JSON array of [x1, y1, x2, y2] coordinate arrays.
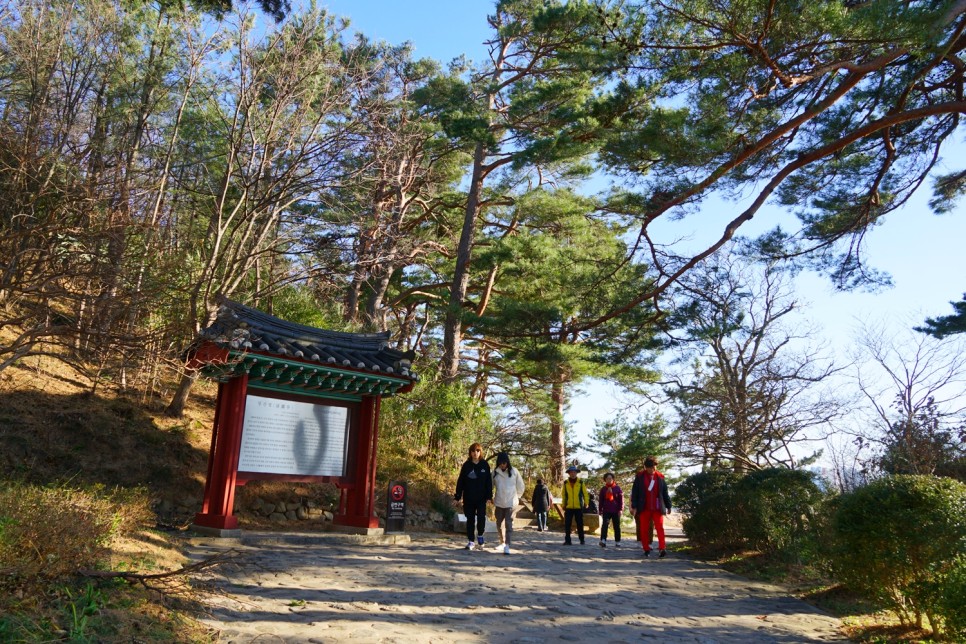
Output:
[[629, 456, 672, 558]]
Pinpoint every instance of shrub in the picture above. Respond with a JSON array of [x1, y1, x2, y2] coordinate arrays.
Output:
[[931, 554, 966, 641], [676, 469, 743, 550], [734, 468, 828, 556], [677, 468, 829, 557], [830, 475, 966, 636], [0, 482, 151, 589]]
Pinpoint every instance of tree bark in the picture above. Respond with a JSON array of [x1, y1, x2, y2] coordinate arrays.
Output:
[[165, 369, 198, 418], [364, 267, 393, 332], [440, 141, 487, 383], [550, 378, 567, 486]]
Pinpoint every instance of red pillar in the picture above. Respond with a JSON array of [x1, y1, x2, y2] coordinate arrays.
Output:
[[194, 373, 249, 531], [335, 395, 381, 530]]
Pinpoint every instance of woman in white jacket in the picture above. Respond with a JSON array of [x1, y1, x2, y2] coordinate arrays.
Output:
[[492, 451, 525, 555]]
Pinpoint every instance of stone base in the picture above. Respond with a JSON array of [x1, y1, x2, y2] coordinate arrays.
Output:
[[185, 530, 411, 546], [190, 523, 243, 538], [330, 524, 385, 537]]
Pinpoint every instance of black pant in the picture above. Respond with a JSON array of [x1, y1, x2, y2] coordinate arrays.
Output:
[[601, 511, 621, 542], [564, 508, 584, 543], [463, 499, 486, 542]]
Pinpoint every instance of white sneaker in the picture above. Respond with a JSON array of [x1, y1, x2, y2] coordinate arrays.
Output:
[[465, 541, 475, 550], [476, 541, 486, 551], [503, 544, 511, 555], [614, 542, 621, 548]]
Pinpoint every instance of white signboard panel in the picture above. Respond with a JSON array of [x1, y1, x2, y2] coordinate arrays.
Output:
[[238, 394, 349, 477]]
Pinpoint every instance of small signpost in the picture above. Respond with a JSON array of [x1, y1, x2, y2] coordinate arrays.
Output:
[[385, 481, 407, 534]]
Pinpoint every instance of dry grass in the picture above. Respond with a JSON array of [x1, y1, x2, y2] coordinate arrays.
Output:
[[0, 348, 220, 641], [0, 489, 218, 642], [0, 353, 216, 516]]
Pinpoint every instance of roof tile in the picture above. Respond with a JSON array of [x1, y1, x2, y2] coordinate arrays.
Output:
[[198, 297, 418, 382]]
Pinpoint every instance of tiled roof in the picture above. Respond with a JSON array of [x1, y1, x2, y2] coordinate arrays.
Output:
[[198, 297, 417, 381]]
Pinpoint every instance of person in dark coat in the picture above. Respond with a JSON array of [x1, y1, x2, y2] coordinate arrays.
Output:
[[454, 442, 492, 550], [531, 478, 553, 532], [630, 456, 672, 558]]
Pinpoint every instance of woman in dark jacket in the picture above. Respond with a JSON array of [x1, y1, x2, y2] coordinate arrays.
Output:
[[454, 442, 492, 549], [531, 478, 552, 532]]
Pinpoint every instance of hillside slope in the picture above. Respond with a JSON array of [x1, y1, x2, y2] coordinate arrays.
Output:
[[0, 356, 216, 523]]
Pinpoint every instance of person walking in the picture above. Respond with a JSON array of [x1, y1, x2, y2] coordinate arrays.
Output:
[[633, 463, 656, 548], [561, 465, 589, 545], [597, 472, 624, 548], [454, 443, 492, 550], [492, 452, 525, 555], [630, 456, 672, 558], [531, 478, 553, 532]]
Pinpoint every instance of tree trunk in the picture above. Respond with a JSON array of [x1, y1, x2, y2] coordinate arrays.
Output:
[[470, 346, 489, 402], [344, 272, 362, 324], [550, 378, 567, 486], [441, 141, 487, 383], [364, 267, 393, 332], [165, 369, 198, 418], [165, 301, 219, 418]]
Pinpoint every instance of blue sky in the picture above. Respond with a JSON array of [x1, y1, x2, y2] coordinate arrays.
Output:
[[315, 0, 966, 466], [318, 0, 494, 63]]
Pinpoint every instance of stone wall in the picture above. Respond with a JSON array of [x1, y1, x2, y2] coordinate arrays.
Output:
[[156, 493, 451, 531], [374, 504, 449, 531], [242, 497, 335, 523]]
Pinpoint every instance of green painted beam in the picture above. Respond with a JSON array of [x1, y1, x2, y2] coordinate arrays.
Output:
[[196, 349, 413, 400]]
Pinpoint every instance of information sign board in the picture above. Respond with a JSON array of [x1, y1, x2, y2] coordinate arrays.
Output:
[[238, 393, 349, 477]]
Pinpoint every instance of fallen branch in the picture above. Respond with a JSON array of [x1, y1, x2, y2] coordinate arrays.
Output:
[[79, 548, 242, 599]]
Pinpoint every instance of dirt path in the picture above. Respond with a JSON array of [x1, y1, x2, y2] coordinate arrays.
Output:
[[186, 527, 844, 643]]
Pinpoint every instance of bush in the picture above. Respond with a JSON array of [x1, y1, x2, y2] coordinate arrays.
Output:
[[830, 475, 966, 636], [936, 555, 966, 640], [734, 468, 828, 556], [677, 468, 829, 557], [0, 482, 151, 590], [676, 469, 743, 550]]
